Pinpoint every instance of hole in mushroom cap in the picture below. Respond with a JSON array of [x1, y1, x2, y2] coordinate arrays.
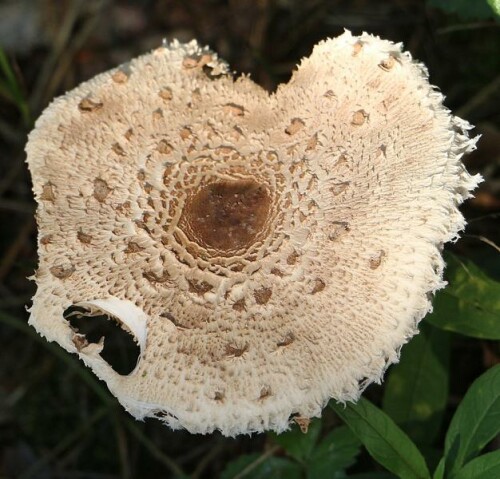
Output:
[[63, 305, 140, 376], [179, 179, 272, 255]]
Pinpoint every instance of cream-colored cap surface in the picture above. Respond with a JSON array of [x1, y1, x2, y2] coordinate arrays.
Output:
[[26, 31, 479, 436]]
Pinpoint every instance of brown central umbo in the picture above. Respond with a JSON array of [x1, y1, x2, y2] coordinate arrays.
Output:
[[179, 179, 271, 253]]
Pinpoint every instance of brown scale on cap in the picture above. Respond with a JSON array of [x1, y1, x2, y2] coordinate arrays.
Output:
[[93, 178, 111, 202], [379, 55, 396, 71], [26, 33, 479, 436], [77, 230, 92, 244], [351, 109, 368, 126], [187, 279, 213, 295], [40, 182, 56, 202], [310, 278, 326, 294], [112, 70, 129, 84], [158, 87, 173, 101], [285, 118, 305, 135], [232, 298, 246, 312], [223, 103, 245, 116], [78, 98, 103, 112], [50, 264, 75, 279], [253, 287, 272, 305]]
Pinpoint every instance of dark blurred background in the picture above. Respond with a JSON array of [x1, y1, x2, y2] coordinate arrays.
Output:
[[0, 1, 499, 477]]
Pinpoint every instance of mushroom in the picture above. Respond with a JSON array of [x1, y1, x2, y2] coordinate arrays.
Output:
[[25, 32, 480, 436]]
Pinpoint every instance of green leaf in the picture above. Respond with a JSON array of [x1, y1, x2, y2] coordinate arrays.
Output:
[[307, 426, 362, 479], [452, 451, 500, 479], [444, 365, 500, 476], [382, 322, 450, 445], [427, 0, 498, 19], [426, 254, 500, 339], [433, 458, 445, 479], [330, 398, 431, 479], [220, 454, 302, 479], [487, 0, 500, 16], [270, 418, 321, 462]]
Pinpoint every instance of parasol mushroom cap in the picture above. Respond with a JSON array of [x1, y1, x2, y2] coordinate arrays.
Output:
[[26, 31, 480, 436]]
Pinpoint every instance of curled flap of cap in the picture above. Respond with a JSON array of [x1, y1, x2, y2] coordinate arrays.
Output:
[[75, 298, 148, 351]]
